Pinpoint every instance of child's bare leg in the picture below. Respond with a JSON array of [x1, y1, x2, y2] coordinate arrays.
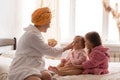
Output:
[[58, 68, 83, 76], [41, 71, 53, 80], [48, 66, 59, 74]]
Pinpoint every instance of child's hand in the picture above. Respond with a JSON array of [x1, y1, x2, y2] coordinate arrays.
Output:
[[48, 39, 57, 47], [61, 59, 66, 63]]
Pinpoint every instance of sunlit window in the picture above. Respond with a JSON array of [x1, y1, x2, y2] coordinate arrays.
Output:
[[59, 0, 120, 44], [108, 0, 120, 43], [58, 0, 71, 43], [19, 0, 120, 44], [20, 0, 39, 27], [75, 0, 102, 37]]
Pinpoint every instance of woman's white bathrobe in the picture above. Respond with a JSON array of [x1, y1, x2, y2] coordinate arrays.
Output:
[[8, 24, 63, 80]]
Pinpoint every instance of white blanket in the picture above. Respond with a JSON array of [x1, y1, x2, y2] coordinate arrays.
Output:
[[0, 55, 120, 80], [45, 59, 120, 80]]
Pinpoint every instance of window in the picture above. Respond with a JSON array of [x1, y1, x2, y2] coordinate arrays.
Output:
[[16, 0, 40, 38], [17, 0, 60, 42], [75, 0, 102, 37], [108, 0, 120, 43], [59, 0, 120, 44], [59, 0, 71, 43]]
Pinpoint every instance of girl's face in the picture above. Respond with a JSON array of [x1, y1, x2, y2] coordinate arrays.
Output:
[[85, 38, 93, 49], [72, 37, 82, 50]]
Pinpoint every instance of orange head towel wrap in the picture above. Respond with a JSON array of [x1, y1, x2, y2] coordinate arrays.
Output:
[[31, 7, 52, 26]]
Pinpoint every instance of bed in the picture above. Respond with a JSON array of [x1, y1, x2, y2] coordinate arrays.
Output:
[[52, 62, 120, 80], [0, 38, 120, 80], [0, 37, 16, 80]]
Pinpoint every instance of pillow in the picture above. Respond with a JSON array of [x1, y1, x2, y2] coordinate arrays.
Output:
[[1, 50, 15, 59], [0, 56, 12, 80]]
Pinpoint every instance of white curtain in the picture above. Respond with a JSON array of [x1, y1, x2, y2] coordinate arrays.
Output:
[[16, 0, 60, 44], [16, 0, 40, 39], [39, 0, 60, 43]]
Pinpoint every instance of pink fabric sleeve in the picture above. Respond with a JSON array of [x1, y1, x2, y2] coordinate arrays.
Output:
[[82, 50, 106, 69]]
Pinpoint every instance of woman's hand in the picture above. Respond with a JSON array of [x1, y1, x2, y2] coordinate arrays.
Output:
[[48, 39, 57, 47]]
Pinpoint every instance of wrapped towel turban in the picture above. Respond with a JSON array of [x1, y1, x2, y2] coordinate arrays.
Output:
[[31, 7, 52, 26]]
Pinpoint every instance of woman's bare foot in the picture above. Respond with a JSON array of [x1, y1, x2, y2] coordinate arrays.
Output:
[[48, 66, 59, 74]]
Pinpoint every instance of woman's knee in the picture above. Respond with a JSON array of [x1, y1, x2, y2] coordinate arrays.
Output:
[[24, 75, 42, 80], [41, 71, 53, 80]]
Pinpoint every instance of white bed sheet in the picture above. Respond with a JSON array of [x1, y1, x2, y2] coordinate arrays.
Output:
[[0, 56, 12, 80], [0, 56, 120, 80], [45, 59, 120, 80]]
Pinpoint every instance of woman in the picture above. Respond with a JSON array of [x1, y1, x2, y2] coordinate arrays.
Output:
[[8, 7, 73, 80]]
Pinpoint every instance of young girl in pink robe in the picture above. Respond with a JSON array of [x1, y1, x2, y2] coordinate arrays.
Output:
[[82, 31, 110, 75]]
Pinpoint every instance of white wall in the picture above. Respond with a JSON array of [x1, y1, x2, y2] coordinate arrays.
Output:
[[0, 0, 18, 38], [0, 0, 39, 40]]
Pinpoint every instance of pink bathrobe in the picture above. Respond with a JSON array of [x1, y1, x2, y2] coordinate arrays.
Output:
[[82, 45, 110, 75]]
